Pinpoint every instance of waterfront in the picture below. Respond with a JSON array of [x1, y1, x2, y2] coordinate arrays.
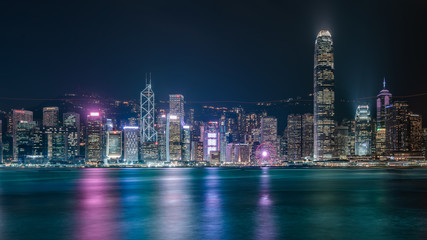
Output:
[[1, 168, 427, 240]]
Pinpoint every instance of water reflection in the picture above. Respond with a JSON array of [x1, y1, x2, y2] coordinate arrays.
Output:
[[74, 169, 120, 240], [255, 168, 276, 240], [154, 169, 195, 240], [202, 168, 224, 240]]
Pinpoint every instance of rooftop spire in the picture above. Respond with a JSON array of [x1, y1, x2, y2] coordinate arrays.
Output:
[[145, 72, 148, 86], [383, 77, 386, 89]]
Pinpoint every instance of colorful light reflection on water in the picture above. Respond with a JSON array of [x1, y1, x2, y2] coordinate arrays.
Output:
[[1, 169, 427, 239]]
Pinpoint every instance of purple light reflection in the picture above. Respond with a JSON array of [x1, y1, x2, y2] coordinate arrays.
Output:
[[74, 169, 120, 240], [256, 170, 277, 240]]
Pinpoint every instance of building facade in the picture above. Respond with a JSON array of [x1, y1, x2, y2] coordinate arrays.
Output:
[[376, 79, 392, 156], [86, 112, 103, 165], [313, 30, 335, 160], [43, 107, 59, 127], [355, 105, 372, 156], [123, 126, 139, 163]]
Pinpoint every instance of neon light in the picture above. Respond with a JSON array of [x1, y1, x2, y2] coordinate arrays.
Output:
[[14, 110, 25, 113], [183, 125, 190, 129], [169, 115, 178, 120], [89, 112, 100, 117], [123, 126, 139, 129]]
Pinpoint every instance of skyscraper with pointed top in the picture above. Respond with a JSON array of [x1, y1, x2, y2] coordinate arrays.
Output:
[[375, 78, 392, 156], [140, 73, 157, 143], [313, 30, 335, 160], [376, 78, 392, 129]]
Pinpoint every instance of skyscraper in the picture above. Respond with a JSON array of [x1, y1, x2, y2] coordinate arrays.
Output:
[[16, 120, 36, 161], [156, 113, 167, 162], [286, 114, 302, 160], [182, 125, 191, 161], [166, 114, 181, 161], [376, 79, 392, 156], [123, 126, 139, 163], [386, 101, 409, 153], [63, 112, 80, 160], [140, 73, 157, 143], [63, 112, 80, 130], [355, 105, 372, 156], [86, 112, 103, 165], [313, 30, 335, 160], [302, 113, 314, 159], [261, 116, 277, 146], [409, 113, 423, 153], [219, 120, 227, 163], [376, 79, 392, 128], [169, 94, 184, 119], [203, 121, 219, 162], [43, 107, 59, 127], [45, 127, 68, 162], [105, 130, 122, 164], [12, 109, 33, 160], [286, 113, 314, 160], [335, 125, 350, 158], [260, 116, 277, 163]]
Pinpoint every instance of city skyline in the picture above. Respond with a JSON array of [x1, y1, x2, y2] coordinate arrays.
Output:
[[1, 28, 425, 166], [3, 2, 427, 240], [1, 1, 427, 166]]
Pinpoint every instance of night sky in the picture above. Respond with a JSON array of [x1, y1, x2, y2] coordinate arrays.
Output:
[[1, 0, 426, 118]]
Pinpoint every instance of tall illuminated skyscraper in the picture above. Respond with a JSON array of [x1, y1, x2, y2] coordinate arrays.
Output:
[[261, 116, 277, 146], [123, 126, 139, 163], [156, 113, 167, 162], [385, 101, 409, 153], [182, 125, 191, 161], [12, 109, 33, 160], [16, 120, 36, 160], [313, 30, 335, 160], [355, 105, 372, 156], [286, 114, 302, 160], [166, 114, 181, 161], [203, 121, 219, 162], [106, 130, 122, 163], [375, 79, 392, 156], [86, 112, 103, 165], [260, 116, 277, 163], [63, 112, 80, 160], [286, 113, 313, 160], [409, 113, 423, 153], [140, 73, 157, 143], [169, 94, 184, 119], [302, 113, 314, 159]]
